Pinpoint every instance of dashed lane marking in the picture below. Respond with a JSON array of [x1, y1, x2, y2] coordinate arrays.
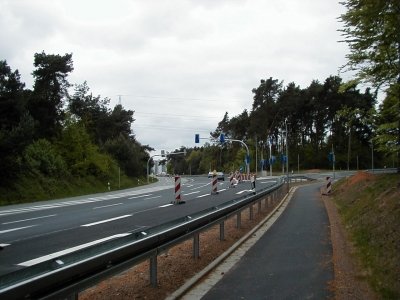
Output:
[[81, 215, 132, 227], [17, 233, 131, 267]]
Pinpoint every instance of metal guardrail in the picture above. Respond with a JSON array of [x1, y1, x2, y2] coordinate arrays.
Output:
[[0, 176, 301, 299]]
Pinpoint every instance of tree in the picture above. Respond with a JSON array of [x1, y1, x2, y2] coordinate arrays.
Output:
[[339, 0, 400, 171], [374, 84, 400, 158], [28, 52, 73, 139], [0, 61, 34, 183]]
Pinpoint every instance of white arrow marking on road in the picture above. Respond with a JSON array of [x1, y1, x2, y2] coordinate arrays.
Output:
[[17, 233, 131, 267]]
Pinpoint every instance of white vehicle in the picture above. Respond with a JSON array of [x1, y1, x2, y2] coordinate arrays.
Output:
[[208, 171, 225, 181]]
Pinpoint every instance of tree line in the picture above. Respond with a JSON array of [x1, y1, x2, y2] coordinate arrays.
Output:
[[167, 0, 399, 175], [0, 52, 152, 202], [167, 75, 396, 175]]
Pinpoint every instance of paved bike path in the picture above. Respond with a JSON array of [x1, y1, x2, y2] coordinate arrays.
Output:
[[201, 183, 333, 299]]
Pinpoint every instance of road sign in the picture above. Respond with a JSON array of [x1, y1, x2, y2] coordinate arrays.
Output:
[[220, 133, 225, 143]]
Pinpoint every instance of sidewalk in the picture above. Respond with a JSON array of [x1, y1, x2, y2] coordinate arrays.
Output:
[[185, 183, 333, 299]]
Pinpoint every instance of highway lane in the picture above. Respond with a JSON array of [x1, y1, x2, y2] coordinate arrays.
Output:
[[0, 176, 278, 276]]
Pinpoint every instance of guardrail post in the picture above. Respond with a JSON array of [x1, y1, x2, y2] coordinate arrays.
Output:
[[193, 233, 200, 259], [236, 211, 241, 228], [150, 253, 157, 287], [64, 293, 78, 300], [220, 221, 225, 241]]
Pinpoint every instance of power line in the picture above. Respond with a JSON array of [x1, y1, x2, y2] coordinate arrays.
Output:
[[134, 111, 220, 120], [117, 94, 246, 103]]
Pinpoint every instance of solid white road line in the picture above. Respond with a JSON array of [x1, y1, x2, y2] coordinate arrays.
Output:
[[81, 215, 132, 227], [2, 214, 57, 225], [159, 204, 173, 208], [93, 203, 123, 210], [0, 225, 37, 234], [17, 233, 131, 267]]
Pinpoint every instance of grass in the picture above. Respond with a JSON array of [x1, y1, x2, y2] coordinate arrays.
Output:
[[0, 173, 155, 206], [332, 172, 400, 299]]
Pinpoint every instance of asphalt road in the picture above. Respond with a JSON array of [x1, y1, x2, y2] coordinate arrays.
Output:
[[201, 182, 333, 299], [0, 175, 279, 276]]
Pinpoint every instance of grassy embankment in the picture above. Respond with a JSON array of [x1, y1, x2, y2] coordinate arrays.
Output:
[[332, 172, 400, 299], [0, 174, 154, 206]]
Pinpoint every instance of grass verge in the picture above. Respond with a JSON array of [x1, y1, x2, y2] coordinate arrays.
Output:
[[332, 172, 400, 299], [0, 173, 153, 206]]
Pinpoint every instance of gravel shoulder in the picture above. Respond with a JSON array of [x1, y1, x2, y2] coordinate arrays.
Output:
[[322, 194, 378, 299]]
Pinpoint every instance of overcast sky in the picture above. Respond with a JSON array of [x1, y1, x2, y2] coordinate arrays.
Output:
[[1, 0, 351, 155]]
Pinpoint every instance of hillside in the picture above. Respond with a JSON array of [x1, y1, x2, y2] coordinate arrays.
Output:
[[332, 172, 400, 299]]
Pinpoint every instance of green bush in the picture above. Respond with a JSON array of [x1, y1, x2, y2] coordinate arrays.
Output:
[[23, 139, 67, 177]]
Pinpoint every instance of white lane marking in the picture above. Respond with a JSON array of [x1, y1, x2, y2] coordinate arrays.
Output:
[[2, 214, 57, 225], [0, 225, 37, 234], [197, 194, 209, 198], [189, 183, 211, 191], [93, 203, 123, 210], [128, 194, 151, 199], [0, 243, 10, 247], [17, 233, 131, 267], [81, 215, 132, 227], [236, 190, 253, 194], [159, 204, 173, 208], [144, 195, 161, 200], [0, 185, 173, 216], [182, 191, 200, 196], [260, 181, 277, 184], [219, 188, 227, 192]]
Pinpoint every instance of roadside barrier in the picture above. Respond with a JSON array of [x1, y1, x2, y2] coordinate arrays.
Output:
[[326, 176, 332, 194], [211, 173, 218, 194], [229, 173, 237, 188], [175, 176, 182, 203], [251, 174, 256, 194]]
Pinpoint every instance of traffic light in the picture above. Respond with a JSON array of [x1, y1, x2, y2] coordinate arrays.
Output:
[[195, 134, 200, 143], [161, 150, 165, 157]]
